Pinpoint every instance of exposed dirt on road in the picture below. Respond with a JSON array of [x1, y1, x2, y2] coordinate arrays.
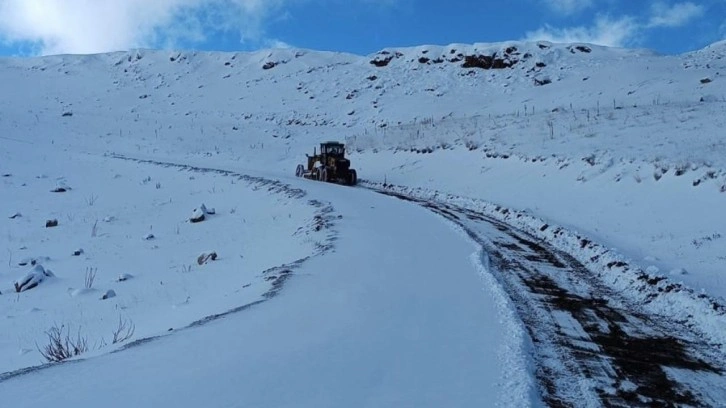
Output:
[[376, 188, 725, 407]]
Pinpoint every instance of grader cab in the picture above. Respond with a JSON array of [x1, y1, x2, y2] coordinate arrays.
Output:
[[295, 141, 357, 186]]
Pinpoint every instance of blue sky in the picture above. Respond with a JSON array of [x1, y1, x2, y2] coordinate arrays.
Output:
[[0, 0, 723, 57]]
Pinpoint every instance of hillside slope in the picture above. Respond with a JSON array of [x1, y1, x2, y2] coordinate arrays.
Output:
[[2, 40, 724, 300], [1, 40, 723, 162]]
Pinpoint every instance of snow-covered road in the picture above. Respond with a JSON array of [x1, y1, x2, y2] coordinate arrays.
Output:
[[372, 186, 726, 407], [0, 160, 536, 407]]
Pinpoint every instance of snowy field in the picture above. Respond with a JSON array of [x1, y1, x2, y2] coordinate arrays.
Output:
[[1, 39, 726, 406], [0, 146, 325, 373]]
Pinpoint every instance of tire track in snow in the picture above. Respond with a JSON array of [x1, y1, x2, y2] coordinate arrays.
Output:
[[371, 187, 726, 408]]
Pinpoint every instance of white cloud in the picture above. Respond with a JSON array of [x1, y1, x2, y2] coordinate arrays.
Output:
[[647, 2, 705, 28], [541, 0, 595, 15], [525, 15, 640, 47], [0, 0, 285, 55], [266, 39, 293, 49]]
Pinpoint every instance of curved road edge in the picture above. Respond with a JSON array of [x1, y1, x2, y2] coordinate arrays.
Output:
[[365, 181, 726, 406]]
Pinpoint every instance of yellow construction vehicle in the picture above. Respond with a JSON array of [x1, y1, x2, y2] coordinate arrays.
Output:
[[295, 141, 357, 186]]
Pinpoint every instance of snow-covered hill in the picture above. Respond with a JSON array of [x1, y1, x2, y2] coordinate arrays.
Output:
[[2, 39, 724, 292], [1, 40, 726, 406], [2, 40, 723, 159]]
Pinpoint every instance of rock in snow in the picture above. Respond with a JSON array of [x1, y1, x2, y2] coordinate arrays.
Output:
[[117, 273, 134, 282], [18, 258, 36, 267], [200, 203, 216, 215], [101, 290, 116, 300], [189, 208, 205, 223], [14, 264, 54, 292], [197, 251, 218, 265], [190, 203, 216, 223]]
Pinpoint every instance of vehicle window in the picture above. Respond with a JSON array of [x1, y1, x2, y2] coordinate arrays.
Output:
[[322, 145, 344, 155]]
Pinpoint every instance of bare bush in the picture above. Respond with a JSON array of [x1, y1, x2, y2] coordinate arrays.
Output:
[[36, 317, 135, 362], [37, 324, 89, 363], [85, 267, 97, 289], [112, 316, 135, 344], [85, 194, 98, 206], [419, 115, 435, 126]]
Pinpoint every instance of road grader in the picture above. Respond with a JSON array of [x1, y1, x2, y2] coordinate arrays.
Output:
[[295, 141, 357, 186]]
